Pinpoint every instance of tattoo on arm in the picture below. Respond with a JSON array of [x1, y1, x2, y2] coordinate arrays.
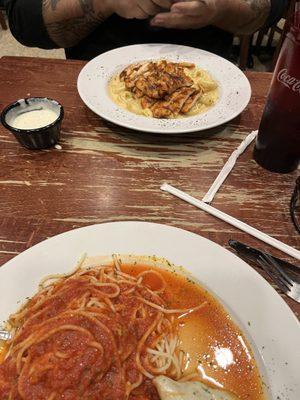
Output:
[[79, 0, 94, 13], [43, 0, 105, 48], [43, 0, 61, 11], [239, 0, 270, 34], [51, 0, 60, 10]]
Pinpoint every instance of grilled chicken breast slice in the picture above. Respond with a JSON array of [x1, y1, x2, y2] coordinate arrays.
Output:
[[181, 89, 202, 113], [120, 61, 200, 117], [121, 62, 152, 89], [141, 96, 157, 109], [135, 73, 165, 99], [152, 87, 196, 118], [151, 105, 173, 118], [135, 71, 193, 99], [132, 87, 144, 98]]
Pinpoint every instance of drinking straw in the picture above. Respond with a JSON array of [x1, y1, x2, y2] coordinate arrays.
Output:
[[202, 131, 257, 204], [161, 183, 300, 261]]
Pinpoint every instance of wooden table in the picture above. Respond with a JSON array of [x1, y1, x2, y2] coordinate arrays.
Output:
[[0, 56, 299, 317]]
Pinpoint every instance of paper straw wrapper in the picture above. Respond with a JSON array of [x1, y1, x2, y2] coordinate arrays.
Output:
[[161, 183, 300, 261], [202, 131, 258, 203]]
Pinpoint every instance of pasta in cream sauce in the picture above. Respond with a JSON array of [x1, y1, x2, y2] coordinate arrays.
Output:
[[109, 61, 219, 119]]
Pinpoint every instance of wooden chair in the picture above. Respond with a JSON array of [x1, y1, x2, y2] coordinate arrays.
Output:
[[238, 35, 252, 70], [271, 0, 296, 69], [238, 0, 295, 71], [0, 8, 7, 30], [255, 0, 295, 70]]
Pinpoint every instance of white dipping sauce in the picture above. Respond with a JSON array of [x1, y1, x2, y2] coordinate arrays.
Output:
[[10, 109, 58, 130]]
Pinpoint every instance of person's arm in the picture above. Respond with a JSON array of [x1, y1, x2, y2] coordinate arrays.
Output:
[[5, 0, 107, 49], [151, 0, 284, 35], [44, 0, 171, 47], [42, 0, 112, 48], [6, 0, 171, 50], [213, 0, 271, 34]]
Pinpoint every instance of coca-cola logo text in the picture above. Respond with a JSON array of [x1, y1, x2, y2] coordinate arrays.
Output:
[[277, 68, 300, 93]]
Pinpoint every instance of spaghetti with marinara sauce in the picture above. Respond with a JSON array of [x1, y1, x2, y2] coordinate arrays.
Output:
[[0, 255, 206, 400]]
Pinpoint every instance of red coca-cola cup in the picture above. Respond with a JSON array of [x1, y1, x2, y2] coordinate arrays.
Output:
[[253, 16, 300, 173]]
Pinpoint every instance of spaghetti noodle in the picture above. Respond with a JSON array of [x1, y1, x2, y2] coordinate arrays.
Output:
[[0, 257, 206, 400]]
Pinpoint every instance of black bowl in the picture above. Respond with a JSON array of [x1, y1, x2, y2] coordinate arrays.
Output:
[[1, 97, 64, 150]]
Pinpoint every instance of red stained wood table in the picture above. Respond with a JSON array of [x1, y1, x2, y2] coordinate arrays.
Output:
[[0, 56, 299, 317]]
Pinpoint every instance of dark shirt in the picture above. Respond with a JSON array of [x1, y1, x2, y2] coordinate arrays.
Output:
[[5, 0, 287, 60]]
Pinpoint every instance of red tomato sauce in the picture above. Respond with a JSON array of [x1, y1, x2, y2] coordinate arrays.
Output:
[[0, 263, 265, 400]]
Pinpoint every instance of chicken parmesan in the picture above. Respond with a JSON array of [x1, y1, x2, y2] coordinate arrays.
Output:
[[109, 60, 219, 119]]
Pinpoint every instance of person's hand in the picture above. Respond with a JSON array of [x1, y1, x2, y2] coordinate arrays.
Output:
[[150, 0, 219, 29], [107, 0, 172, 19]]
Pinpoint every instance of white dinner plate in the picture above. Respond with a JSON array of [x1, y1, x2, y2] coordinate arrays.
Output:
[[77, 44, 251, 134], [0, 222, 299, 399]]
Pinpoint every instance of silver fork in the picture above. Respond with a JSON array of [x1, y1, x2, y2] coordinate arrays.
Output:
[[258, 253, 300, 303]]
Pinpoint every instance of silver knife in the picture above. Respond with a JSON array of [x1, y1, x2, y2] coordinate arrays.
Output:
[[229, 240, 300, 282]]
